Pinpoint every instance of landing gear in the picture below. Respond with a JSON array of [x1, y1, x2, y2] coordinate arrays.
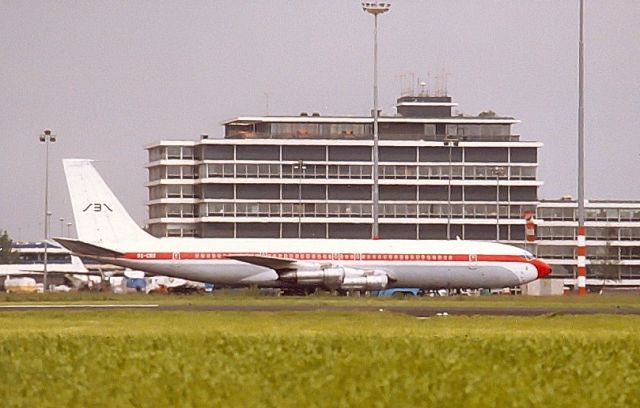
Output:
[[281, 287, 313, 296]]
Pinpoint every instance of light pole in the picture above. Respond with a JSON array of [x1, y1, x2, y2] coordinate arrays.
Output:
[[444, 135, 459, 240], [362, 2, 391, 240], [293, 160, 306, 238], [576, 0, 587, 296], [491, 166, 507, 241], [40, 129, 56, 291], [66, 222, 73, 237], [59, 217, 64, 236]]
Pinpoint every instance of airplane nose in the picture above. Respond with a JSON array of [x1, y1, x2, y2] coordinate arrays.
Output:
[[532, 259, 551, 278]]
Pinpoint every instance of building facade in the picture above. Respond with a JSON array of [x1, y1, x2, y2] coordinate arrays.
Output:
[[537, 200, 640, 279], [146, 95, 541, 245]]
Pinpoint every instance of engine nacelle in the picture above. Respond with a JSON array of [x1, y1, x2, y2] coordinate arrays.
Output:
[[278, 267, 345, 287], [341, 274, 389, 291], [278, 265, 390, 291]]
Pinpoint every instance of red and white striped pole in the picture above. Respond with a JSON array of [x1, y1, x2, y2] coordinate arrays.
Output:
[[577, 226, 586, 295], [524, 210, 535, 243], [576, 0, 587, 296]]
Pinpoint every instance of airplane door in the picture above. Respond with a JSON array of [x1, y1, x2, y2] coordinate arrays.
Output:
[[171, 252, 181, 272], [469, 254, 477, 269]]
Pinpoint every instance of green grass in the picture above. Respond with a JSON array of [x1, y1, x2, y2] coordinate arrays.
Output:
[[1, 290, 640, 311], [1, 311, 640, 407]]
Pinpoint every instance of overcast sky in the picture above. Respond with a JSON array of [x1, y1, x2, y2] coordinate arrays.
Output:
[[1, 0, 639, 241]]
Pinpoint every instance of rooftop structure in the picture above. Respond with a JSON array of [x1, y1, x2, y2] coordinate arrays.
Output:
[[221, 95, 520, 143]]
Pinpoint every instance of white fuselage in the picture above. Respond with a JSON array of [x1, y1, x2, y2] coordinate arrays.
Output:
[[89, 238, 541, 289]]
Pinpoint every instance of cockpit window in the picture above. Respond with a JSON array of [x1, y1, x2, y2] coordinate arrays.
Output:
[[521, 253, 534, 261]]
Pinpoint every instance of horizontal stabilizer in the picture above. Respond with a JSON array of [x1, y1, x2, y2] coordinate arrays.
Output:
[[54, 238, 123, 259]]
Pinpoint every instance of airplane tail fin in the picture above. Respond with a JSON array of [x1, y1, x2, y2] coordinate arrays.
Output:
[[62, 159, 156, 245], [70, 255, 90, 273]]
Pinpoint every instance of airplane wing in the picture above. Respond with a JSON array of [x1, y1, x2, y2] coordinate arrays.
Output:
[[227, 254, 391, 291], [226, 255, 298, 271]]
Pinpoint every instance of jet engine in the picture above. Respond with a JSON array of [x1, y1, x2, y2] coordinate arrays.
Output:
[[278, 267, 344, 287], [278, 265, 389, 291], [341, 274, 389, 291]]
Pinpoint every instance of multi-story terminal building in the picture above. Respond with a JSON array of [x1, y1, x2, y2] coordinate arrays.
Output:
[[146, 94, 542, 245], [537, 200, 640, 280]]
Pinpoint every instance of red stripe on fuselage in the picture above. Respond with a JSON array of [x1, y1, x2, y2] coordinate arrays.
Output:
[[121, 252, 530, 263]]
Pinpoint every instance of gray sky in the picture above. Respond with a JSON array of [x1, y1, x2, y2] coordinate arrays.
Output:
[[1, 0, 639, 241]]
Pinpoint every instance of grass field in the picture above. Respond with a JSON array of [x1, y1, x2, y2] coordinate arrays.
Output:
[[2, 290, 640, 310], [1, 309, 640, 407]]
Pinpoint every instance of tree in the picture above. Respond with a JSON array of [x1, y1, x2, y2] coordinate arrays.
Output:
[[589, 227, 621, 283], [478, 110, 496, 118], [0, 230, 19, 264]]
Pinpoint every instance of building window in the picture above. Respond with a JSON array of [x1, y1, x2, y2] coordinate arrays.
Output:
[[510, 147, 537, 163], [167, 166, 181, 179], [167, 185, 181, 198], [167, 146, 181, 160], [182, 147, 194, 160], [282, 145, 326, 160], [537, 226, 575, 240], [149, 147, 164, 162], [379, 146, 416, 162], [183, 185, 195, 198], [537, 246, 575, 259], [203, 145, 234, 160], [465, 147, 508, 162], [182, 166, 196, 179], [510, 166, 536, 180], [148, 167, 165, 181], [236, 145, 279, 160], [328, 146, 371, 161]]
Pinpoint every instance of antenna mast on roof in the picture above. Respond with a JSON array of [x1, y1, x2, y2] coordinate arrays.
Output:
[[410, 72, 415, 96], [399, 73, 412, 96], [443, 70, 450, 96], [418, 80, 427, 96]]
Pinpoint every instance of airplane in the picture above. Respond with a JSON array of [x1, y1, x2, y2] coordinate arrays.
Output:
[[0, 254, 94, 292], [0, 254, 90, 277], [54, 159, 551, 292]]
